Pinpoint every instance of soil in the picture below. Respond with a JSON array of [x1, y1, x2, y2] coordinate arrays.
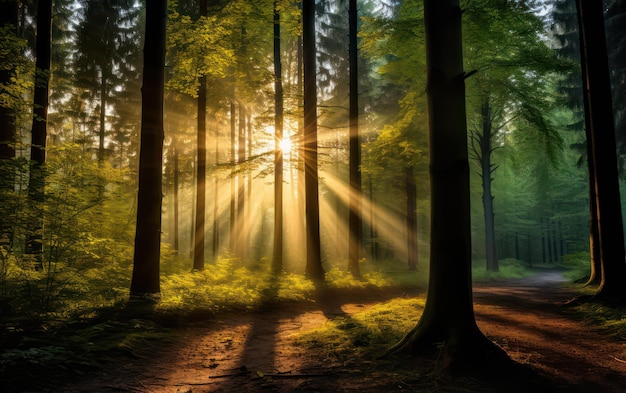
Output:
[[54, 270, 626, 392]]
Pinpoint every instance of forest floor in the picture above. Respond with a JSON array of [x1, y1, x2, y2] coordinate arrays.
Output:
[[7, 269, 626, 392]]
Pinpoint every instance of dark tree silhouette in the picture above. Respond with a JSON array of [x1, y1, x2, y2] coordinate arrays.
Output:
[[576, 0, 626, 300], [0, 0, 20, 251], [193, 0, 208, 272], [130, 0, 167, 296], [26, 0, 53, 268], [272, 0, 284, 274], [391, 0, 506, 365], [0, 0, 18, 167], [303, 0, 324, 281], [348, 0, 363, 278]]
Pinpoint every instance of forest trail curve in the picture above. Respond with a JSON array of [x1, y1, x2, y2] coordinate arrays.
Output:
[[61, 270, 626, 393]]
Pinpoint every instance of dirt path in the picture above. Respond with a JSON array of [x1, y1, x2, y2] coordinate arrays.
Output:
[[474, 271, 626, 392], [61, 273, 626, 393]]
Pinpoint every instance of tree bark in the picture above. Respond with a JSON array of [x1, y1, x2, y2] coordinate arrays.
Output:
[[391, 0, 506, 366], [479, 99, 498, 272], [576, 0, 626, 299], [130, 0, 167, 296], [26, 0, 53, 269], [273, 0, 284, 274], [173, 139, 179, 253], [193, 0, 208, 271], [229, 99, 236, 253], [577, 3, 601, 287], [0, 1, 19, 250], [193, 74, 207, 271], [303, 0, 324, 281], [212, 122, 220, 259], [348, 0, 362, 278], [237, 105, 246, 260], [0, 0, 18, 167]]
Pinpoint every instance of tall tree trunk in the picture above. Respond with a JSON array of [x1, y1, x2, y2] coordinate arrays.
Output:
[[480, 99, 498, 272], [173, 139, 179, 253], [303, 0, 324, 281], [130, 0, 166, 296], [392, 0, 505, 365], [229, 99, 236, 253], [26, 0, 53, 269], [405, 165, 418, 271], [578, 7, 601, 287], [98, 70, 107, 165], [273, 0, 284, 274], [212, 124, 220, 259], [348, 0, 362, 278], [0, 0, 18, 168], [193, 0, 208, 271], [297, 34, 306, 263], [193, 76, 206, 270], [193, 75, 207, 271], [0, 0, 19, 250], [237, 105, 246, 260], [577, 0, 626, 299]]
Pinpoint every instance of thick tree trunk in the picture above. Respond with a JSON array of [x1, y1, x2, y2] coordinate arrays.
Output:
[[348, 0, 362, 278], [26, 0, 53, 269], [130, 0, 166, 296], [392, 0, 506, 366], [577, 6, 601, 287], [577, 0, 626, 299], [303, 0, 324, 281], [406, 165, 418, 271], [273, 0, 284, 274]]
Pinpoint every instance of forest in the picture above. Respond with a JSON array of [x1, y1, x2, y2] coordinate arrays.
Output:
[[1, 0, 626, 391]]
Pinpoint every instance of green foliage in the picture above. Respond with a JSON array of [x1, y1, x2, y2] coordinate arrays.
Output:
[[297, 297, 425, 359], [560, 252, 590, 281], [166, 2, 235, 97], [0, 144, 135, 316], [472, 258, 533, 281]]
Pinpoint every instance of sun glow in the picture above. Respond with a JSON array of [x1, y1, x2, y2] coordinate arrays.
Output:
[[279, 136, 292, 155]]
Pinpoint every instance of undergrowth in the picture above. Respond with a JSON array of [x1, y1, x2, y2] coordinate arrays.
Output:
[[472, 258, 533, 281], [297, 297, 425, 360]]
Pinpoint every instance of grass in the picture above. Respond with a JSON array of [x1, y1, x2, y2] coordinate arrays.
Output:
[[471, 258, 536, 281], [297, 296, 426, 360], [4, 251, 624, 392]]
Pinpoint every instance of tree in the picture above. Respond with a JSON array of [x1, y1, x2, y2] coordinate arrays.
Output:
[[74, 0, 138, 166], [348, 0, 363, 278], [303, 0, 324, 281], [273, 0, 284, 274], [576, 0, 626, 300], [0, 0, 19, 168], [464, 0, 566, 272], [551, 0, 601, 284], [130, 0, 167, 296], [26, 0, 53, 268], [193, 0, 208, 272], [0, 0, 21, 251], [392, 0, 506, 365], [359, 1, 427, 268]]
